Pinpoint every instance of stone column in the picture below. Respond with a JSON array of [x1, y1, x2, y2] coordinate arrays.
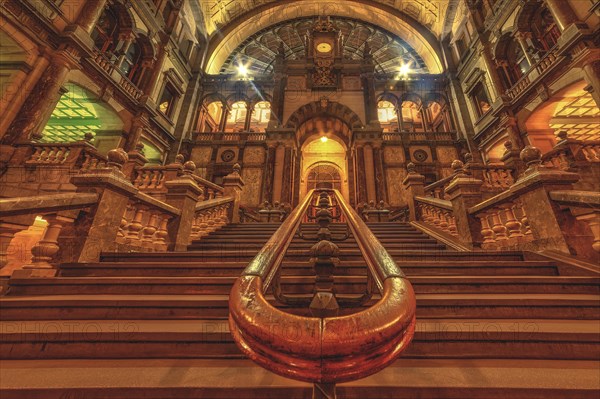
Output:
[[223, 163, 245, 223], [363, 144, 377, 202], [480, 46, 505, 97], [2, 50, 77, 145], [514, 32, 535, 67], [347, 148, 357, 206], [373, 145, 387, 203], [355, 145, 368, 204], [262, 144, 277, 203], [402, 163, 426, 221], [76, 0, 109, 34], [165, 161, 203, 251], [281, 146, 294, 205], [218, 105, 230, 132], [582, 59, 600, 108], [272, 144, 285, 203], [445, 161, 484, 248], [244, 105, 254, 131], [544, 0, 580, 31]]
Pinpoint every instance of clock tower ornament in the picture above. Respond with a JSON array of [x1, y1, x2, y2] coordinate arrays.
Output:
[[308, 17, 341, 88]]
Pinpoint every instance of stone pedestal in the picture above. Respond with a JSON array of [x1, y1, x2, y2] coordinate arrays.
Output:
[[165, 162, 203, 251], [445, 173, 484, 248], [401, 163, 426, 222], [223, 164, 245, 223]]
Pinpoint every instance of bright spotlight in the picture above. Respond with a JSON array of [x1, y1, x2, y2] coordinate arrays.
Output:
[[237, 64, 248, 76], [320, 136, 328, 143], [399, 63, 411, 76]]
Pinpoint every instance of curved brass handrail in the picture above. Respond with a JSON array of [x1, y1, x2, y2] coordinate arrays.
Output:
[[229, 189, 416, 384]]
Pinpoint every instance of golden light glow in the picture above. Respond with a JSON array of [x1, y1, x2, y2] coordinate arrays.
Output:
[[237, 63, 249, 76], [399, 62, 411, 76], [321, 136, 328, 143]]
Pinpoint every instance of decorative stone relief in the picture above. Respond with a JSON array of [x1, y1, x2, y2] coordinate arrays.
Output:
[[241, 168, 263, 207]]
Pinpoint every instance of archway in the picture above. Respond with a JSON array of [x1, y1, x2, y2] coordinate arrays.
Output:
[[300, 136, 349, 202]]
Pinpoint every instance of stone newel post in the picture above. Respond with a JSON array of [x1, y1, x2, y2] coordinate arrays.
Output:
[[165, 161, 203, 251], [62, 148, 137, 263], [445, 160, 484, 248], [223, 163, 245, 224], [401, 163, 426, 222]]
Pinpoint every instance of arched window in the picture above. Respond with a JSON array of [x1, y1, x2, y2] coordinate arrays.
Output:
[[91, 7, 119, 54], [225, 101, 247, 132], [497, 38, 530, 87], [377, 101, 398, 132], [249, 101, 271, 132], [401, 101, 423, 132], [120, 42, 142, 81], [531, 7, 560, 51]]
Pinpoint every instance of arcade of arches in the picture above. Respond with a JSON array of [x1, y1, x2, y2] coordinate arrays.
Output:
[[0, 0, 599, 397]]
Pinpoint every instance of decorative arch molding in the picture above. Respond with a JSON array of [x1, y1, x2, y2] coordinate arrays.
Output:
[[377, 92, 400, 107], [493, 32, 515, 61], [285, 101, 364, 131], [205, 0, 443, 74], [514, 0, 543, 33], [201, 92, 228, 107]]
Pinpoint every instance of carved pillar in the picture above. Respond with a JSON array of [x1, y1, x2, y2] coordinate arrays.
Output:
[[514, 32, 535, 67], [281, 146, 294, 205], [244, 105, 254, 131], [480, 46, 505, 97], [262, 144, 277, 203], [361, 72, 378, 126], [363, 144, 377, 202], [2, 50, 77, 145], [218, 105, 230, 132], [143, 36, 170, 97], [355, 145, 368, 204], [347, 148, 357, 206], [373, 145, 387, 203], [544, 0, 580, 31], [272, 144, 285, 203], [223, 163, 245, 223], [124, 114, 148, 152], [76, 0, 109, 34], [402, 163, 426, 221]]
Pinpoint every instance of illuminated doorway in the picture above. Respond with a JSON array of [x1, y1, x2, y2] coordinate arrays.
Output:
[[300, 136, 349, 201]]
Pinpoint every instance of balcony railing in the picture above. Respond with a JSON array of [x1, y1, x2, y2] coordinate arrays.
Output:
[[89, 50, 144, 101], [193, 131, 267, 142], [506, 45, 561, 101], [382, 131, 456, 142]]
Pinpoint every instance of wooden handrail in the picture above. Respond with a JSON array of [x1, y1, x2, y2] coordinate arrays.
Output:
[[414, 195, 453, 211], [229, 189, 416, 384], [0, 193, 99, 217]]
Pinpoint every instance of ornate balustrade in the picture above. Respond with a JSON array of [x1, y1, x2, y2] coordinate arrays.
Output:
[[549, 191, 600, 254], [424, 175, 454, 199], [542, 133, 600, 191], [116, 191, 180, 252], [190, 197, 234, 241], [193, 131, 267, 143], [88, 50, 143, 101], [381, 131, 456, 142], [506, 45, 562, 101], [191, 175, 225, 201], [470, 164, 516, 191], [414, 196, 458, 238], [0, 149, 245, 273], [22, 141, 108, 172]]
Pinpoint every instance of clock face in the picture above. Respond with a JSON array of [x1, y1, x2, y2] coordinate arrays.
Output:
[[316, 42, 332, 53]]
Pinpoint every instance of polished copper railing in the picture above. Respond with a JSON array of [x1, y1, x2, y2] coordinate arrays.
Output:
[[229, 189, 416, 387]]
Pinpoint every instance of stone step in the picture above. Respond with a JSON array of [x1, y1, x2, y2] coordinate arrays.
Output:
[[2, 294, 598, 320], [1, 319, 598, 361], [187, 242, 445, 251], [2, 358, 598, 399], [100, 251, 527, 262], [7, 276, 598, 296], [58, 260, 560, 278]]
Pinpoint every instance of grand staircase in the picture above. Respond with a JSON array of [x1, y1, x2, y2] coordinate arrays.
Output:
[[1, 221, 599, 398]]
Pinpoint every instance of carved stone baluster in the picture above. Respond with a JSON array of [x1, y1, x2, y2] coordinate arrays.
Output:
[[116, 204, 133, 244], [490, 209, 508, 243], [447, 214, 458, 236], [575, 212, 600, 253], [502, 203, 524, 239], [478, 212, 496, 246], [125, 205, 145, 245], [26, 214, 68, 271], [197, 212, 209, 238], [514, 201, 532, 237], [141, 212, 159, 250], [439, 211, 449, 232], [154, 216, 170, 251]]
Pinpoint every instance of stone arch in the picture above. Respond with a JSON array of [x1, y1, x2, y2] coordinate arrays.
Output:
[[285, 101, 364, 130], [377, 92, 400, 107], [201, 92, 227, 107], [514, 0, 543, 33], [400, 92, 423, 107]]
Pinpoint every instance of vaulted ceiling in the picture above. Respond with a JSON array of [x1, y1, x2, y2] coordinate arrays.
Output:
[[220, 17, 429, 75], [197, 0, 459, 74]]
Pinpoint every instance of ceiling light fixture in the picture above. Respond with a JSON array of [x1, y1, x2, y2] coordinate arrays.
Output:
[[321, 136, 328, 143], [237, 64, 249, 76]]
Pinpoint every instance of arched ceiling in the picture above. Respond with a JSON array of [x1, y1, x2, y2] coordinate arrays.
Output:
[[220, 17, 428, 75], [199, 0, 455, 74]]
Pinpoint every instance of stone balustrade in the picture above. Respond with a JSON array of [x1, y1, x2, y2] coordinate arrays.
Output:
[[506, 45, 562, 100], [22, 140, 108, 172], [193, 131, 267, 143], [471, 200, 532, 250], [0, 148, 245, 274], [190, 198, 234, 240], [414, 196, 458, 237], [116, 192, 180, 252]]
